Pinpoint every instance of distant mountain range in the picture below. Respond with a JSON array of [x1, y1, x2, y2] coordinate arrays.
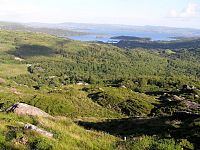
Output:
[[0, 21, 88, 36], [1, 21, 200, 38], [25, 22, 200, 37]]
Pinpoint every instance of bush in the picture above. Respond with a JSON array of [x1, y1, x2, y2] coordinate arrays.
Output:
[[120, 136, 183, 150], [179, 139, 194, 150], [29, 138, 53, 150]]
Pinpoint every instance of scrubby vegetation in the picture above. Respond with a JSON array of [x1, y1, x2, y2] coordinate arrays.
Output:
[[0, 113, 118, 150], [0, 29, 200, 149]]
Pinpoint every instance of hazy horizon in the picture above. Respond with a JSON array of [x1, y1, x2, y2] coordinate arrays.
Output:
[[0, 0, 200, 29], [1, 21, 200, 31]]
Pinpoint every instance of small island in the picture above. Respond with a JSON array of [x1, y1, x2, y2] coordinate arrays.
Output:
[[110, 35, 151, 41]]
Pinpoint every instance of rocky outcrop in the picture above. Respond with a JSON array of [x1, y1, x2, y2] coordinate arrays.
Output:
[[14, 57, 24, 62], [6, 103, 52, 118], [182, 85, 196, 93], [24, 123, 53, 138], [0, 78, 5, 84], [181, 100, 200, 110], [172, 95, 185, 101], [10, 87, 22, 95], [159, 93, 185, 102]]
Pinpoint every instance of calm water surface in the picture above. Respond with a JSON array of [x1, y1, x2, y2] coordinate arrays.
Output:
[[68, 29, 175, 42]]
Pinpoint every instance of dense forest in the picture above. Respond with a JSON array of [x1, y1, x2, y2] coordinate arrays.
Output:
[[114, 37, 200, 49], [0, 30, 200, 149]]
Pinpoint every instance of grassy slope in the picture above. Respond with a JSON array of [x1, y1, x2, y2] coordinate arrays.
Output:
[[0, 64, 27, 78], [1, 112, 199, 150], [0, 83, 122, 119], [0, 30, 160, 118], [0, 29, 199, 149], [0, 113, 118, 150], [84, 86, 157, 116]]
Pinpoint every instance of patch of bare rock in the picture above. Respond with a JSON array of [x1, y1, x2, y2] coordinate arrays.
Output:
[[0, 78, 5, 84], [6, 103, 52, 118], [24, 123, 53, 138]]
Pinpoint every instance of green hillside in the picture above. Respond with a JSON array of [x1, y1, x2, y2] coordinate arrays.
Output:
[[0, 22, 88, 37], [0, 30, 200, 149]]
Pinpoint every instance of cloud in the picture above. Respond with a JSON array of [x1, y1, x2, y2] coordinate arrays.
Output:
[[169, 3, 200, 18]]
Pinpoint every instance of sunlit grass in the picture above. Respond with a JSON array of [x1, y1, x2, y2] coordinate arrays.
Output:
[[0, 113, 119, 150], [0, 64, 27, 78]]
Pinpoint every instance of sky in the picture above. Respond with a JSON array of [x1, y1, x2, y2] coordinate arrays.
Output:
[[0, 0, 200, 28]]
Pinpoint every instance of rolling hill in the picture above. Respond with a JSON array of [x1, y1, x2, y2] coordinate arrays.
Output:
[[0, 29, 199, 149]]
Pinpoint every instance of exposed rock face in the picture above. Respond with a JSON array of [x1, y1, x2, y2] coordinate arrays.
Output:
[[159, 94, 184, 102], [24, 123, 53, 138], [10, 87, 22, 95], [0, 78, 5, 84], [14, 57, 24, 62], [172, 95, 185, 101], [195, 95, 199, 99], [6, 103, 52, 118], [181, 100, 200, 110], [76, 81, 89, 86], [120, 85, 127, 88], [182, 85, 196, 93]]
